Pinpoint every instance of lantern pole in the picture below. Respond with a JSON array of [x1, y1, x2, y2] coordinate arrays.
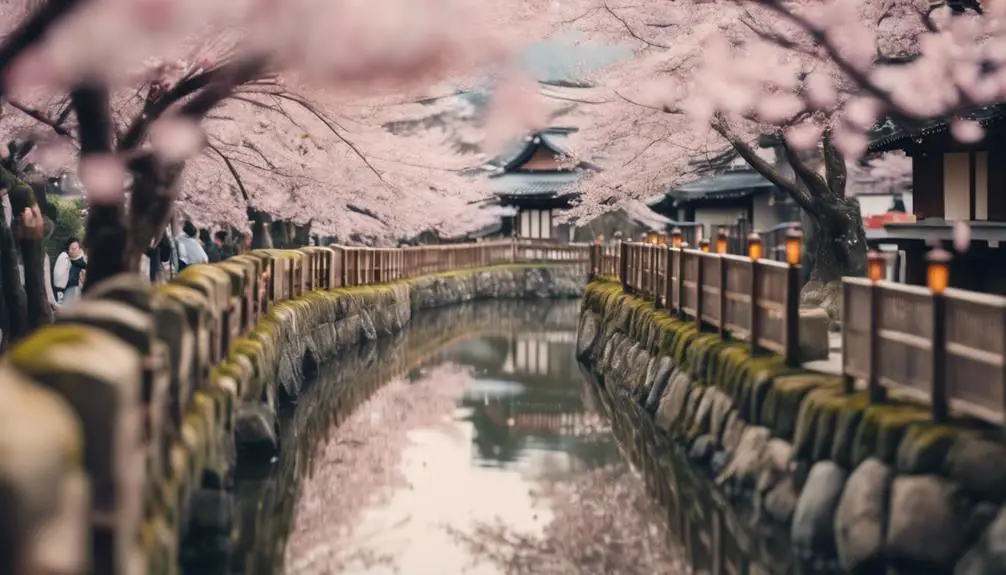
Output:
[[928, 246, 952, 422], [863, 250, 887, 400], [748, 232, 763, 355], [784, 226, 803, 366]]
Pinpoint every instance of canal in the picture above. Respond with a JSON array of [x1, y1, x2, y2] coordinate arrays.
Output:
[[233, 300, 793, 575]]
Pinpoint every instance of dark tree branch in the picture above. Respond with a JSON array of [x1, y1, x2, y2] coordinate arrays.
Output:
[[7, 100, 73, 137], [710, 117, 819, 216], [0, 0, 84, 97], [118, 64, 252, 151], [781, 142, 832, 200], [70, 84, 113, 154], [602, 3, 669, 49], [179, 56, 269, 121], [206, 142, 251, 203], [821, 132, 848, 199]]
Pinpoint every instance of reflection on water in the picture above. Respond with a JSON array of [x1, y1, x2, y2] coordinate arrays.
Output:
[[283, 300, 685, 574]]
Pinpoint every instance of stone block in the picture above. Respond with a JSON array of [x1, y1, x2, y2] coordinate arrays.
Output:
[[834, 457, 892, 572], [792, 460, 847, 554], [887, 474, 970, 568], [0, 366, 89, 575], [799, 307, 830, 362]]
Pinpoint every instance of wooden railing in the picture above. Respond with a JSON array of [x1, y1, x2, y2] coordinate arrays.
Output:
[[842, 277, 1006, 426], [590, 240, 802, 365], [267, 238, 591, 306]]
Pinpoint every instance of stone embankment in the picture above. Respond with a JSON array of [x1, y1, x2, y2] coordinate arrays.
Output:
[[0, 247, 583, 575], [577, 279, 1006, 575]]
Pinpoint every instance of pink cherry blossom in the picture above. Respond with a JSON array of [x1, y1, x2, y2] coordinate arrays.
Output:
[[149, 117, 205, 163], [78, 154, 127, 204], [950, 118, 984, 144]]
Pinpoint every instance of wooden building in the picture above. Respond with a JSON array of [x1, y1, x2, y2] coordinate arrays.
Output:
[[647, 160, 800, 242], [867, 105, 1006, 294], [485, 127, 598, 241]]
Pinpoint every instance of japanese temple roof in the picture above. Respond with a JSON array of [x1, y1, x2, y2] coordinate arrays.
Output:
[[486, 128, 578, 172], [666, 169, 775, 202], [867, 104, 1006, 154], [489, 171, 582, 199]]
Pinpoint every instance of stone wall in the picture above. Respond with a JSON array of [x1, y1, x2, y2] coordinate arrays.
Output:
[[578, 279, 1006, 575], [0, 248, 584, 575]]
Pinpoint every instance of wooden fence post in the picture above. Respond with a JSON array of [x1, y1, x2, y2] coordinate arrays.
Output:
[[620, 242, 629, 292], [749, 259, 762, 355], [676, 250, 686, 319], [695, 253, 705, 331], [784, 261, 801, 367], [589, 242, 599, 281], [664, 246, 673, 311], [718, 255, 728, 339], [931, 292, 948, 422], [865, 280, 882, 400]]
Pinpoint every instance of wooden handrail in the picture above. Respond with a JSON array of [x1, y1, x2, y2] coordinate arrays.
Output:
[[611, 240, 802, 366], [841, 276, 1006, 428]]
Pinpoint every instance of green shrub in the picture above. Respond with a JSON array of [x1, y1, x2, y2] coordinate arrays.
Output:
[[46, 197, 85, 264]]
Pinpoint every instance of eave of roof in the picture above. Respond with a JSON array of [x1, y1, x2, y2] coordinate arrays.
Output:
[[867, 104, 1006, 154], [667, 169, 774, 202]]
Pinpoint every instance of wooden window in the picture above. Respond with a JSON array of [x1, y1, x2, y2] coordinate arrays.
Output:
[[912, 150, 944, 219], [539, 210, 552, 240], [943, 152, 970, 220]]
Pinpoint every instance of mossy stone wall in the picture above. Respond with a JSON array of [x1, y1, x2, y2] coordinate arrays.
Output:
[[0, 248, 584, 575], [579, 279, 1006, 574]]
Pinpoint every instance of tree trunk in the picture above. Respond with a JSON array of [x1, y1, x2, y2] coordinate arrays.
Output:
[[293, 221, 312, 247], [800, 195, 867, 323], [81, 203, 131, 292], [249, 210, 273, 249], [9, 183, 52, 329], [0, 213, 28, 342]]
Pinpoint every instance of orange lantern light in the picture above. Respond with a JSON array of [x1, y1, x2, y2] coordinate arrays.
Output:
[[747, 232, 763, 261], [926, 247, 952, 294], [716, 229, 729, 254], [785, 226, 803, 266], [671, 227, 683, 249], [866, 251, 886, 282]]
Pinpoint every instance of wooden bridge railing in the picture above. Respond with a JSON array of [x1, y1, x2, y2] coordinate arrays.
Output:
[[589, 228, 804, 366], [271, 238, 591, 303], [841, 248, 1006, 427]]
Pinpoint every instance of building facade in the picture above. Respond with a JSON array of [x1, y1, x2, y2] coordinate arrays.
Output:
[[485, 127, 597, 242], [868, 106, 1006, 294]]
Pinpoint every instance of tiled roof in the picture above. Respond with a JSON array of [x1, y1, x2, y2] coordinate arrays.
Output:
[[867, 104, 1006, 154], [667, 170, 774, 202]]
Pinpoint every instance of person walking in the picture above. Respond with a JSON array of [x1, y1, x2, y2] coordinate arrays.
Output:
[[207, 230, 234, 262], [176, 221, 208, 271], [52, 237, 86, 305]]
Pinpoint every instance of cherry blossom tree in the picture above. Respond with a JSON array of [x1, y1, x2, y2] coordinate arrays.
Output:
[[0, 0, 560, 294], [519, 0, 924, 315]]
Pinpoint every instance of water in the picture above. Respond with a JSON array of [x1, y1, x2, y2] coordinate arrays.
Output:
[[234, 300, 789, 575]]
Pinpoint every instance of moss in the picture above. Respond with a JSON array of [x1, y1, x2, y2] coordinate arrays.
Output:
[[851, 403, 931, 467], [8, 324, 92, 364], [761, 374, 840, 441], [897, 422, 977, 475]]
